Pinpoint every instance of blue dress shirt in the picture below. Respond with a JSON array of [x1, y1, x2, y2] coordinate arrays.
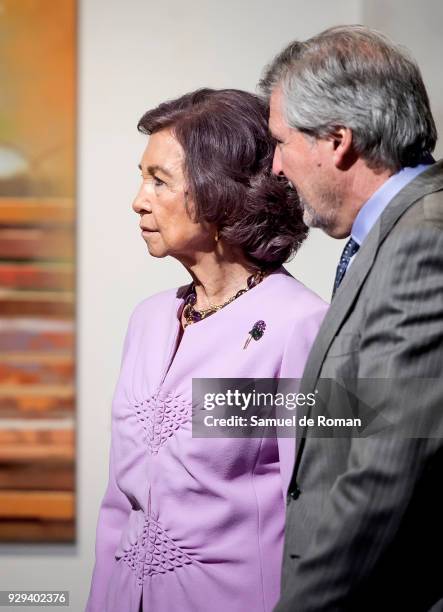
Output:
[[348, 162, 434, 270]]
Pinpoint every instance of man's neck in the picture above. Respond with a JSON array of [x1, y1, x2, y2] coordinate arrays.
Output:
[[334, 161, 394, 238]]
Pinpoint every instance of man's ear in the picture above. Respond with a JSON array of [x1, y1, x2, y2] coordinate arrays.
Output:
[[329, 127, 355, 169]]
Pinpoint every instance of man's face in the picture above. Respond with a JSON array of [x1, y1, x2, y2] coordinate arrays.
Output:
[[269, 87, 343, 236]]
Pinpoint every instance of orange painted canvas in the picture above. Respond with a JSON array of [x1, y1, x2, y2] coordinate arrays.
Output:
[[0, 0, 76, 542]]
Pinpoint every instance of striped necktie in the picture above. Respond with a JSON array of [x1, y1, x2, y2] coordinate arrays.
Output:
[[332, 237, 360, 298]]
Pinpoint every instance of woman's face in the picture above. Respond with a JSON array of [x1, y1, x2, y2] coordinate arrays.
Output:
[[133, 128, 212, 262]]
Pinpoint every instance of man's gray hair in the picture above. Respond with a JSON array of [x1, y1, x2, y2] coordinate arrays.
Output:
[[259, 25, 437, 171]]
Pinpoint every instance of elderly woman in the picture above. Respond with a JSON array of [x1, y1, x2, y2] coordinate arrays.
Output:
[[85, 88, 326, 612]]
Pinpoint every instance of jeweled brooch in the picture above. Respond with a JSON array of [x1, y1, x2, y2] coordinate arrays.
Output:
[[243, 320, 266, 350]]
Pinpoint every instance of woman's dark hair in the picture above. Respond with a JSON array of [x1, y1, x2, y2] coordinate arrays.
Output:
[[137, 88, 307, 271]]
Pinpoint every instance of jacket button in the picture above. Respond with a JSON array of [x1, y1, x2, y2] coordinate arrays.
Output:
[[289, 485, 301, 500]]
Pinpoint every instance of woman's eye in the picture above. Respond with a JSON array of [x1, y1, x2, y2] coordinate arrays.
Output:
[[141, 173, 166, 188], [153, 176, 165, 187]]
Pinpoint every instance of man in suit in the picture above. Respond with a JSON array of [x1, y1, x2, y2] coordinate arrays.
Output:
[[260, 25, 443, 611]]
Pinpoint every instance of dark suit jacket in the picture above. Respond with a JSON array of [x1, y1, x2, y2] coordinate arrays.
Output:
[[276, 162, 443, 612]]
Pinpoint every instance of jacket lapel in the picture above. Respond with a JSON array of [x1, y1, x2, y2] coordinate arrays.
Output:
[[301, 224, 379, 387]]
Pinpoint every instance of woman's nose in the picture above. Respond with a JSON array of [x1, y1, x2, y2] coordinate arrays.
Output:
[[132, 184, 151, 215]]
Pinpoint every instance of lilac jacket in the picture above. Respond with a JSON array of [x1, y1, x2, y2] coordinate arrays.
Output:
[[85, 267, 327, 612]]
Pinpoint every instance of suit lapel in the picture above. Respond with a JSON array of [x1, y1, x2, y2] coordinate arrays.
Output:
[[301, 224, 379, 387], [293, 161, 443, 471]]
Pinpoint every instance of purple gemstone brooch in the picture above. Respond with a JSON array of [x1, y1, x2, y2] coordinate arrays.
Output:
[[243, 320, 266, 350]]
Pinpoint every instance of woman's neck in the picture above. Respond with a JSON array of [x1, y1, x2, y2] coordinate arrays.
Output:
[[181, 250, 258, 309]]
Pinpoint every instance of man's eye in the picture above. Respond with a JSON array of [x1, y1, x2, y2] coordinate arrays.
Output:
[[153, 176, 165, 187]]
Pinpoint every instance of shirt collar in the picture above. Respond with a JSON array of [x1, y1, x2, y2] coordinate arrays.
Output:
[[351, 161, 434, 246]]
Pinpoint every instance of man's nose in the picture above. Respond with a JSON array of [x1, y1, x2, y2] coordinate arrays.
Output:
[[272, 146, 284, 176]]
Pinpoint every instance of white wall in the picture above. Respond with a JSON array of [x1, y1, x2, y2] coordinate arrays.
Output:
[[362, 0, 443, 161], [2, 1, 442, 609]]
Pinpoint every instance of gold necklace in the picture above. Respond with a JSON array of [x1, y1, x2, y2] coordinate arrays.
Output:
[[182, 271, 265, 328]]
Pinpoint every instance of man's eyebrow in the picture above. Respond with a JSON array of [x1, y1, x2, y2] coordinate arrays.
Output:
[[138, 163, 173, 178]]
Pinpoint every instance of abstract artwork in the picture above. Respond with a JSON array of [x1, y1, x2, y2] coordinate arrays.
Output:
[[0, 0, 76, 542]]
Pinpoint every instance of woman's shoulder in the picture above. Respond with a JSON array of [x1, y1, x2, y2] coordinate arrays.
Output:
[[127, 284, 190, 327], [262, 267, 328, 321]]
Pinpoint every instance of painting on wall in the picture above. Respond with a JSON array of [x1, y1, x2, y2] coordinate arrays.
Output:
[[0, 0, 76, 542]]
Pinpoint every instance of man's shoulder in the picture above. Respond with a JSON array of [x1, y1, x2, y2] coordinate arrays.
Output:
[[422, 190, 443, 226], [396, 186, 443, 223], [391, 162, 443, 227], [381, 192, 443, 250], [407, 189, 443, 228], [364, 186, 443, 301]]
